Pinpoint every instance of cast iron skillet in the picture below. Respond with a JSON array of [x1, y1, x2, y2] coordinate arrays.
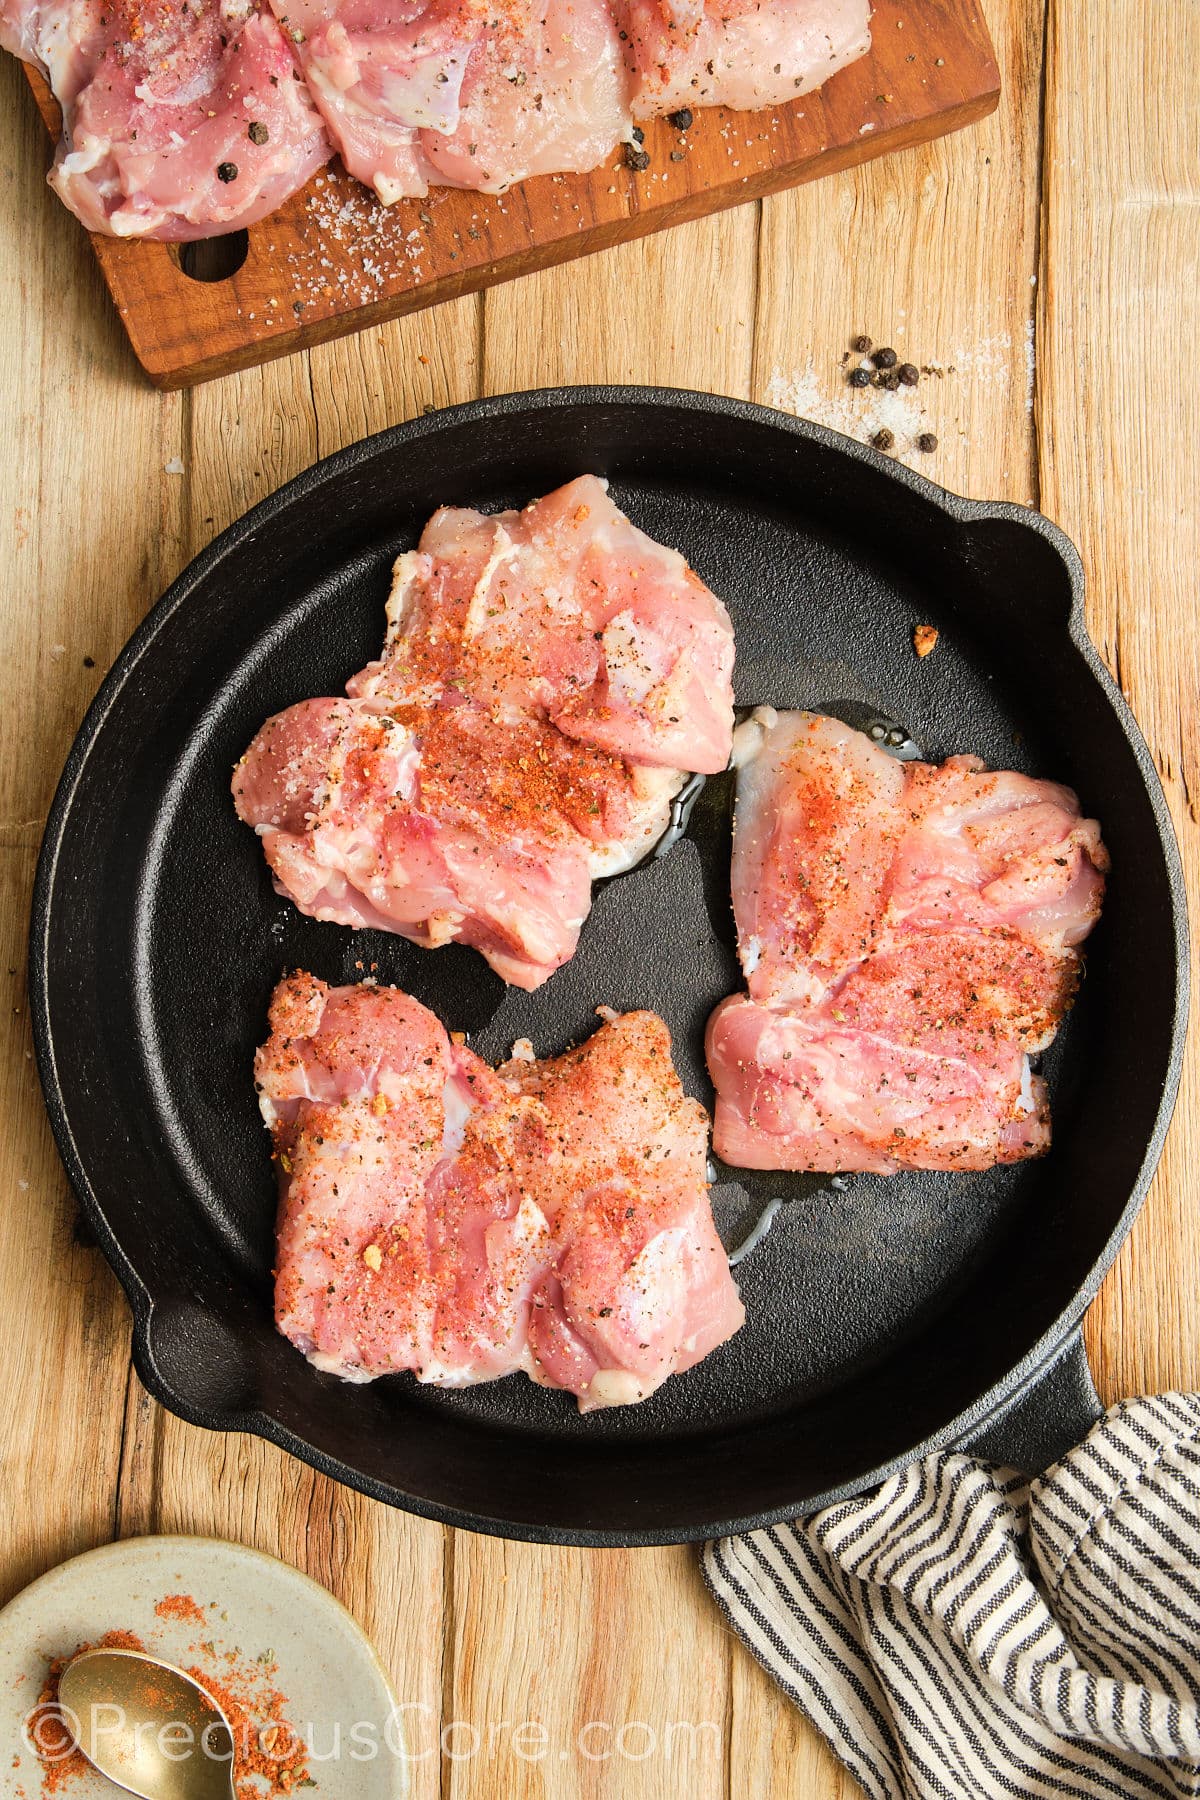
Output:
[[30, 388, 1188, 1545]]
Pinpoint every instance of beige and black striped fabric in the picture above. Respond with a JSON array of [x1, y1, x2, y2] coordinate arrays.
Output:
[[704, 1395, 1200, 1799]]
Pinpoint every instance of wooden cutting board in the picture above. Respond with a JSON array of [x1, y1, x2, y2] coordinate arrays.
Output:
[[25, 0, 998, 388]]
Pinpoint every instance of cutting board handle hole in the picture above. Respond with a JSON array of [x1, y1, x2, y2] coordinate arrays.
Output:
[[174, 232, 250, 283]]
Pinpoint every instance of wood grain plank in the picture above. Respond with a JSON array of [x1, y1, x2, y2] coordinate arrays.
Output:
[[730, 1643, 864, 1800], [749, 0, 1045, 505], [732, 1, 1047, 1791], [1038, 0, 1200, 1402], [0, 59, 179, 1609], [0, 844, 133, 1608], [441, 1538, 730, 1799], [20, 0, 998, 386], [113, 1373, 446, 1800], [181, 353, 322, 534], [306, 295, 484, 456], [0, 72, 188, 833], [480, 207, 759, 396]]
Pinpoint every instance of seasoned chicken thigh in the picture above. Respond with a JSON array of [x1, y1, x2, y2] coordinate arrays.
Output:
[[351, 476, 736, 774], [707, 710, 1108, 1174], [260, 973, 744, 1408], [235, 476, 734, 989]]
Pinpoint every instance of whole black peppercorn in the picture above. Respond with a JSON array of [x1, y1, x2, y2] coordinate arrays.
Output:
[[248, 121, 269, 146], [216, 161, 238, 183], [851, 333, 872, 353], [872, 345, 898, 369], [880, 369, 902, 391], [898, 362, 920, 386], [848, 367, 871, 388], [669, 108, 694, 129], [871, 429, 895, 452], [916, 432, 939, 453], [624, 145, 651, 172]]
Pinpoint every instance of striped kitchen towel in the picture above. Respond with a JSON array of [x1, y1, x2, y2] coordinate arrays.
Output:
[[703, 1394, 1200, 1799]]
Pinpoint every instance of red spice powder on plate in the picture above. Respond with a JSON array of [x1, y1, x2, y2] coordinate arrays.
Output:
[[30, 1631, 145, 1795], [154, 1594, 208, 1628], [188, 1664, 310, 1795], [29, 1613, 312, 1797]]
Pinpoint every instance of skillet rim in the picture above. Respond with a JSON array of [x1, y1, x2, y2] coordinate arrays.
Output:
[[28, 384, 1191, 1545]]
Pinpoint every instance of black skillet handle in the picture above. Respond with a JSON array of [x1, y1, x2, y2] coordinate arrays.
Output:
[[959, 1330, 1103, 1476]]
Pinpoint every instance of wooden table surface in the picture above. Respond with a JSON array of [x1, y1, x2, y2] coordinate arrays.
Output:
[[1, 2, 1196, 1794]]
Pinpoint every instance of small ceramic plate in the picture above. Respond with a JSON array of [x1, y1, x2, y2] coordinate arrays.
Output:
[[0, 1535, 407, 1797]]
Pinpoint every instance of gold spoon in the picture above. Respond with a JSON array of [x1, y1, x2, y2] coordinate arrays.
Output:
[[56, 1647, 237, 1800]]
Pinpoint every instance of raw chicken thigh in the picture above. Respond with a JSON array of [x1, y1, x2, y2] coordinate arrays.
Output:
[[260, 972, 744, 1408], [234, 476, 735, 989], [617, 0, 871, 118], [4, 0, 872, 236], [706, 709, 1109, 1174], [11, 0, 332, 239], [281, 0, 632, 200], [1, 0, 114, 90], [0, 0, 75, 79]]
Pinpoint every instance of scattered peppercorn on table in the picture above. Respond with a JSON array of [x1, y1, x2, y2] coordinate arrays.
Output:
[[2, 3, 1198, 1793]]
